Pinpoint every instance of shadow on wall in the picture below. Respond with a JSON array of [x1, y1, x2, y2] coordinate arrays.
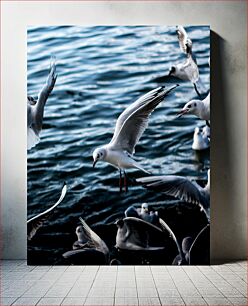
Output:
[[210, 31, 242, 264]]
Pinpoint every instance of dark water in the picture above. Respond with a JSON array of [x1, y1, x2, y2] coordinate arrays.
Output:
[[27, 26, 210, 265]]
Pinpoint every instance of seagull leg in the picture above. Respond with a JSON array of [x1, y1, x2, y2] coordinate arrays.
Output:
[[193, 83, 202, 98], [124, 171, 128, 192], [119, 169, 123, 192]]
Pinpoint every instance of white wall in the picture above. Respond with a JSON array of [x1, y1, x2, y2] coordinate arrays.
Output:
[[1, 1, 247, 261]]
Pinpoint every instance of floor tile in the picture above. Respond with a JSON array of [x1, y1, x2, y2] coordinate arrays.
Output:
[[12, 297, 41, 305], [115, 297, 138, 305], [182, 297, 207, 305], [137, 287, 158, 298], [228, 297, 248, 305], [159, 297, 185, 305], [61, 297, 86, 305], [204, 297, 233, 305], [0, 297, 17, 306], [138, 297, 161, 305], [115, 287, 137, 298], [37, 297, 64, 305], [84, 297, 114, 305]]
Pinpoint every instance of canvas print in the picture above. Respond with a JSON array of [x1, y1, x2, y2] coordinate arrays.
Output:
[[27, 25, 210, 265]]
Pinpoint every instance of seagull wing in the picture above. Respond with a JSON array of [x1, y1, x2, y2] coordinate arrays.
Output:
[[177, 25, 192, 55], [137, 175, 209, 209], [183, 56, 199, 83], [34, 60, 57, 130], [27, 183, 67, 240], [110, 85, 178, 154], [159, 217, 184, 260], [79, 217, 109, 257], [189, 224, 210, 265]]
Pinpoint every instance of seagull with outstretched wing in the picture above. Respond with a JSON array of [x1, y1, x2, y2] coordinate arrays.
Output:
[[27, 60, 57, 150], [137, 170, 210, 221], [92, 85, 179, 192], [63, 217, 110, 264], [27, 183, 67, 240], [168, 26, 202, 97]]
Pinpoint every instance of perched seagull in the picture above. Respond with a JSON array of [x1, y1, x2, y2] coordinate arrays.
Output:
[[63, 217, 110, 264], [27, 183, 67, 240], [92, 85, 179, 192], [192, 127, 210, 150], [177, 92, 210, 123], [168, 26, 200, 96], [27, 61, 57, 150], [137, 170, 210, 221], [124, 203, 159, 225], [115, 217, 167, 251]]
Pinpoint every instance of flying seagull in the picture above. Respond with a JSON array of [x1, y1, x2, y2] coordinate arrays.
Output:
[[177, 93, 210, 125], [137, 170, 210, 221], [168, 26, 201, 97], [27, 60, 57, 150], [27, 183, 67, 240], [92, 85, 179, 192]]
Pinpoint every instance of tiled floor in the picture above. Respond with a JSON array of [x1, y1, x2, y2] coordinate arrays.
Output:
[[0, 260, 247, 306]]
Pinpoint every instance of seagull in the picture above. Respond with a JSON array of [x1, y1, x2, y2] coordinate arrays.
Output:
[[92, 85, 179, 192], [124, 203, 159, 225], [137, 170, 210, 221], [192, 127, 210, 150], [177, 92, 210, 123], [63, 217, 110, 264], [168, 26, 200, 96], [27, 183, 67, 240], [202, 125, 210, 140], [115, 217, 167, 251], [159, 218, 210, 265], [27, 60, 57, 150], [159, 217, 187, 265]]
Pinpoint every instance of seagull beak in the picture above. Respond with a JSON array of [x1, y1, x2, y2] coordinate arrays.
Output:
[[93, 160, 97, 168], [177, 108, 188, 118]]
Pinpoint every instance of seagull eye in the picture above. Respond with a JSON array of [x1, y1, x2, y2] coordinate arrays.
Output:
[[194, 103, 197, 107]]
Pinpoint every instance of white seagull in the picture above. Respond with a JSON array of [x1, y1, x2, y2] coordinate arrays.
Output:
[[27, 183, 67, 240], [92, 85, 179, 192], [169, 26, 200, 97], [192, 127, 210, 150], [177, 92, 210, 123], [27, 60, 57, 150], [137, 170, 210, 221], [63, 218, 110, 264]]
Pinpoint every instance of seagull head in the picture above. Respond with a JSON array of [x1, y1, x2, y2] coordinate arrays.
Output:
[[92, 147, 106, 168], [194, 127, 202, 136], [75, 225, 85, 240], [115, 219, 124, 228], [141, 203, 149, 213], [177, 100, 199, 118], [168, 66, 176, 76]]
